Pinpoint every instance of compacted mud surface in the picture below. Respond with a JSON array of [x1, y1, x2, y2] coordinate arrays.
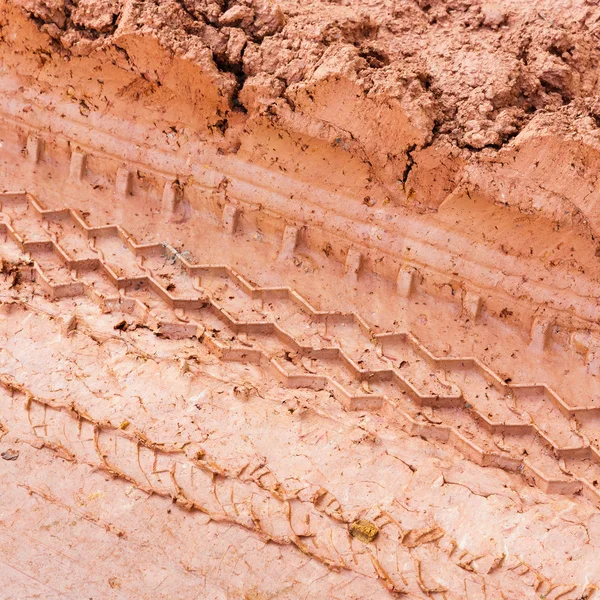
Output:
[[2, 1, 600, 599]]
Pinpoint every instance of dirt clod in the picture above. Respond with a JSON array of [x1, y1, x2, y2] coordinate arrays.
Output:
[[349, 519, 379, 543], [1, 449, 19, 461]]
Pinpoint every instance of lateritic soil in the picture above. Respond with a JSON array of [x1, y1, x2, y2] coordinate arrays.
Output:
[[1, 1, 600, 598]]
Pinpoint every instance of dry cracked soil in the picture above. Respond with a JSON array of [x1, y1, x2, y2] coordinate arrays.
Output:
[[2, 0, 600, 599]]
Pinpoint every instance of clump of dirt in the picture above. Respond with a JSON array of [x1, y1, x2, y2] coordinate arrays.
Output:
[[349, 518, 379, 543], [10, 0, 600, 231], [0, 258, 28, 289], [15, 0, 600, 146]]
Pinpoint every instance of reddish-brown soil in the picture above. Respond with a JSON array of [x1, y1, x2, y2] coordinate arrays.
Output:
[[2, 1, 600, 599]]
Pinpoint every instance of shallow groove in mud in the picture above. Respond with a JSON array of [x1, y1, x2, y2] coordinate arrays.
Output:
[[2, 192, 600, 508]]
